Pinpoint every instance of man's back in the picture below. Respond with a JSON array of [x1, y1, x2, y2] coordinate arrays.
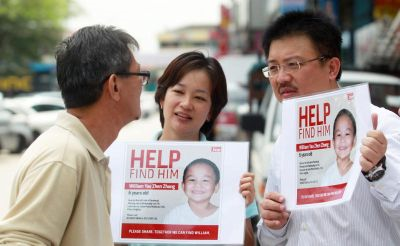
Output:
[[0, 25, 142, 245], [0, 112, 113, 245]]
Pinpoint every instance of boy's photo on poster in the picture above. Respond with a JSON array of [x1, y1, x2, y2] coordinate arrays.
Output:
[[321, 108, 357, 186], [163, 158, 220, 225]]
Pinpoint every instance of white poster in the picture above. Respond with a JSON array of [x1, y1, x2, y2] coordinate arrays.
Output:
[[106, 141, 249, 244], [281, 83, 372, 210]]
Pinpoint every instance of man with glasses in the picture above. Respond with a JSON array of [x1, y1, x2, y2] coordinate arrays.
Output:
[[115, 70, 150, 86], [257, 11, 400, 245], [0, 25, 148, 245]]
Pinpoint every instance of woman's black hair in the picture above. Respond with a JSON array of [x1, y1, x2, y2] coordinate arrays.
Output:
[[155, 51, 227, 135]]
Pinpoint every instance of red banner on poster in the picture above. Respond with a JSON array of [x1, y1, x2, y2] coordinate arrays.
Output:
[[121, 224, 219, 240], [297, 183, 347, 205]]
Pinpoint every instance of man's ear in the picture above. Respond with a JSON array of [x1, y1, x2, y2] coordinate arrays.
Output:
[[107, 74, 121, 101], [328, 57, 341, 80]]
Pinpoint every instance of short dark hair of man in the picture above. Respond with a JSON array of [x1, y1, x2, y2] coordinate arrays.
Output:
[[55, 25, 139, 108], [262, 10, 343, 80]]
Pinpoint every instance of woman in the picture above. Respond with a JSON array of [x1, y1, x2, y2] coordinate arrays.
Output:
[[155, 51, 257, 245], [155, 51, 226, 141]]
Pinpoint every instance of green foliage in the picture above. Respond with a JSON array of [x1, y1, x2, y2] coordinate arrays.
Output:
[[0, 0, 71, 75]]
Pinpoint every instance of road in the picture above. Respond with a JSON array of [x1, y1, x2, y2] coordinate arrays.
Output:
[[0, 112, 161, 218]]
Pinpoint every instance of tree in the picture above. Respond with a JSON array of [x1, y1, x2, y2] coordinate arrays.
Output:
[[0, 0, 71, 74]]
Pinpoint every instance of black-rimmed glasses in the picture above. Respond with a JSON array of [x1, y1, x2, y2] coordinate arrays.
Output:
[[262, 56, 328, 78], [115, 71, 151, 85]]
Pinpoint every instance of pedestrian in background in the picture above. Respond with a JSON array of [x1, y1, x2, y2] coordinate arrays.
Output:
[[248, 52, 268, 113], [0, 25, 147, 245]]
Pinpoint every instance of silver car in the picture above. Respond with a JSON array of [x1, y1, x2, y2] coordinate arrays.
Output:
[[0, 106, 33, 154], [0, 91, 65, 153]]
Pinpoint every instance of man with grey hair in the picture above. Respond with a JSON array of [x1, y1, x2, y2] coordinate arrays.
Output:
[[0, 25, 149, 245]]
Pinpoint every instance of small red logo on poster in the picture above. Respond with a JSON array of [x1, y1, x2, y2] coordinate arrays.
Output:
[[211, 146, 221, 152], [347, 92, 354, 101]]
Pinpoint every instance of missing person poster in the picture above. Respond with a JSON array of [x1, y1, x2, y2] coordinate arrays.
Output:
[[281, 83, 372, 210], [106, 141, 248, 244]]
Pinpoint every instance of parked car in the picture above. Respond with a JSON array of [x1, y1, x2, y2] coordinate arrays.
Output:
[[1, 91, 65, 153], [0, 107, 34, 153], [1, 91, 33, 153], [241, 70, 400, 201]]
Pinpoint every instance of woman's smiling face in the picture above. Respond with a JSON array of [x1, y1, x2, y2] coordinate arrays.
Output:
[[160, 69, 212, 140]]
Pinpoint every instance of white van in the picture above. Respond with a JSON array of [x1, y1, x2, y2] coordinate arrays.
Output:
[[241, 70, 400, 201]]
